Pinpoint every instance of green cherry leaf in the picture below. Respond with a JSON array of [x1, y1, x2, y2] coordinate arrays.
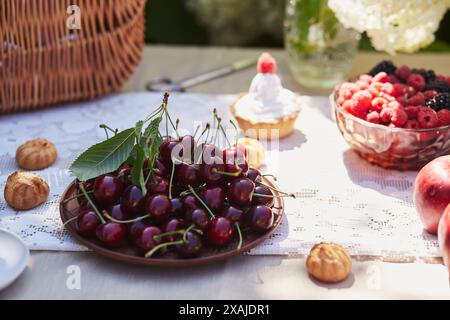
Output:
[[143, 117, 162, 141], [135, 120, 144, 138], [130, 145, 147, 196], [69, 128, 136, 181]]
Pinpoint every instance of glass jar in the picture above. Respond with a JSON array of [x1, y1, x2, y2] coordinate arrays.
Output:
[[284, 0, 361, 89]]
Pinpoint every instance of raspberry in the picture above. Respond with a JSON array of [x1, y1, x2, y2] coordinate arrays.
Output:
[[366, 111, 381, 124], [359, 74, 373, 83], [411, 68, 436, 83], [355, 80, 369, 90], [407, 74, 426, 91], [405, 120, 420, 129], [352, 104, 370, 119], [407, 92, 425, 106], [373, 72, 389, 83], [390, 83, 404, 97], [405, 86, 417, 98], [338, 88, 353, 100], [396, 95, 407, 107], [368, 83, 382, 98], [391, 108, 408, 127], [343, 99, 367, 119], [337, 96, 345, 106], [257, 52, 277, 74], [380, 108, 393, 125], [381, 82, 394, 95], [387, 101, 402, 110], [424, 90, 438, 101], [437, 109, 450, 126], [417, 107, 439, 128], [352, 90, 372, 109], [388, 75, 400, 84], [404, 106, 419, 120], [341, 82, 359, 94], [395, 65, 411, 82], [342, 99, 356, 114], [371, 97, 387, 112], [379, 92, 395, 101]]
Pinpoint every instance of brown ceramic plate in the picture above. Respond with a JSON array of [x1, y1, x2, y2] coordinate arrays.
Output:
[[59, 177, 284, 267]]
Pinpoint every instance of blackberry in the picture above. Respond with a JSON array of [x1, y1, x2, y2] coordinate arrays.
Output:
[[368, 60, 397, 76], [426, 93, 450, 111], [411, 68, 436, 83], [425, 80, 450, 94]]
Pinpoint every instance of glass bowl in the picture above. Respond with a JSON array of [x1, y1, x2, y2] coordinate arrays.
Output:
[[331, 89, 450, 171]]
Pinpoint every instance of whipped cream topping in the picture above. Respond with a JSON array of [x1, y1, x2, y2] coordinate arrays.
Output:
[[234, 73, 300, 122]]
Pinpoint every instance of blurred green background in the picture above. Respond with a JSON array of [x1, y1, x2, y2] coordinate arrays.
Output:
[[145, 0, 450, 51]]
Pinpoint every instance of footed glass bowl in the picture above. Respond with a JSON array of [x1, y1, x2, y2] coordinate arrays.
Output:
[[331, 90, 450, 171]]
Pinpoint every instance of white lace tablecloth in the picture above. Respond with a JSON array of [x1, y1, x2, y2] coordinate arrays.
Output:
[[0, 92, 440, 257]]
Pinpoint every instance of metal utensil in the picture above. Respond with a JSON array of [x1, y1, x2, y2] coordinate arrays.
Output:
[[146, 57, 257, 92]]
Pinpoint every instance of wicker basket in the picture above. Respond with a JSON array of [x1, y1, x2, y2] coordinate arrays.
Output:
[[0, 0, 147, 114]]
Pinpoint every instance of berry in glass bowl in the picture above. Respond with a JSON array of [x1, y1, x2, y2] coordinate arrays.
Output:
[[332, 61, 450, 170]]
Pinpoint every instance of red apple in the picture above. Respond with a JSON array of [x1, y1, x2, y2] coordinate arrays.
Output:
[[413, 155, 450, 234], [438, 204, 450, 273]]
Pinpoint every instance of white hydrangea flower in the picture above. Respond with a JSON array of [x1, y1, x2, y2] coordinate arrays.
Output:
[[329, 0, 450, 55]]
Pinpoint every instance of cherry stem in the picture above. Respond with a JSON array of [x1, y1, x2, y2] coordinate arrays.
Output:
[[145, 240, 184, 258], [104, 213, 150, 224], [173, 158, 197, 168], [153, 230, 185, 240], [210, 108, 217, 143], [144, 156, 159, 186], [235, 223, 243, 250], [219, 118, 232, 148], [62, 215, 79, 228], [179, 184, 206, 197], [79, 184, 106, 224], [188, 186, 216, 219], [169, 160, 176, 199], [197, 123, 210, 143], [99, 124, 118, 139], [212, 168, 242, 177], [262, 174, 277, 181], [63, 190, 93, 203], [143, 94, 167, 123], [206, 127, 212, 145], [183, 224, 196, 242], [152, 225, 203, 242], [193, 125, 201, 140], [229, 120, 239, 148], [143, 105, 164, 124], [256, 181, 295, 198], [164, 106, 179, 139], [165, 108, 169, 138], [213, 117, 221, 146]]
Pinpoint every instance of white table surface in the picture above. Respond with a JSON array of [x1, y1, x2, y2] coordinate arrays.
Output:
[[1, 45, 449, 299]]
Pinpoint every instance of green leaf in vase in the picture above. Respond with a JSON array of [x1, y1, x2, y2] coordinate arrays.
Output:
[[293, 0, 339, 54], [130, 144, 147, 196], [69, 128, 136, 181]]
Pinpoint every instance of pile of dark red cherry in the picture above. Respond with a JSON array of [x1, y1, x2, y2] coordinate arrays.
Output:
[[72, 135, 287, 259]]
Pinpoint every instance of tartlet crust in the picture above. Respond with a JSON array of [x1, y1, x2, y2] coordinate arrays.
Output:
[[230, 94, 300, 140]]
